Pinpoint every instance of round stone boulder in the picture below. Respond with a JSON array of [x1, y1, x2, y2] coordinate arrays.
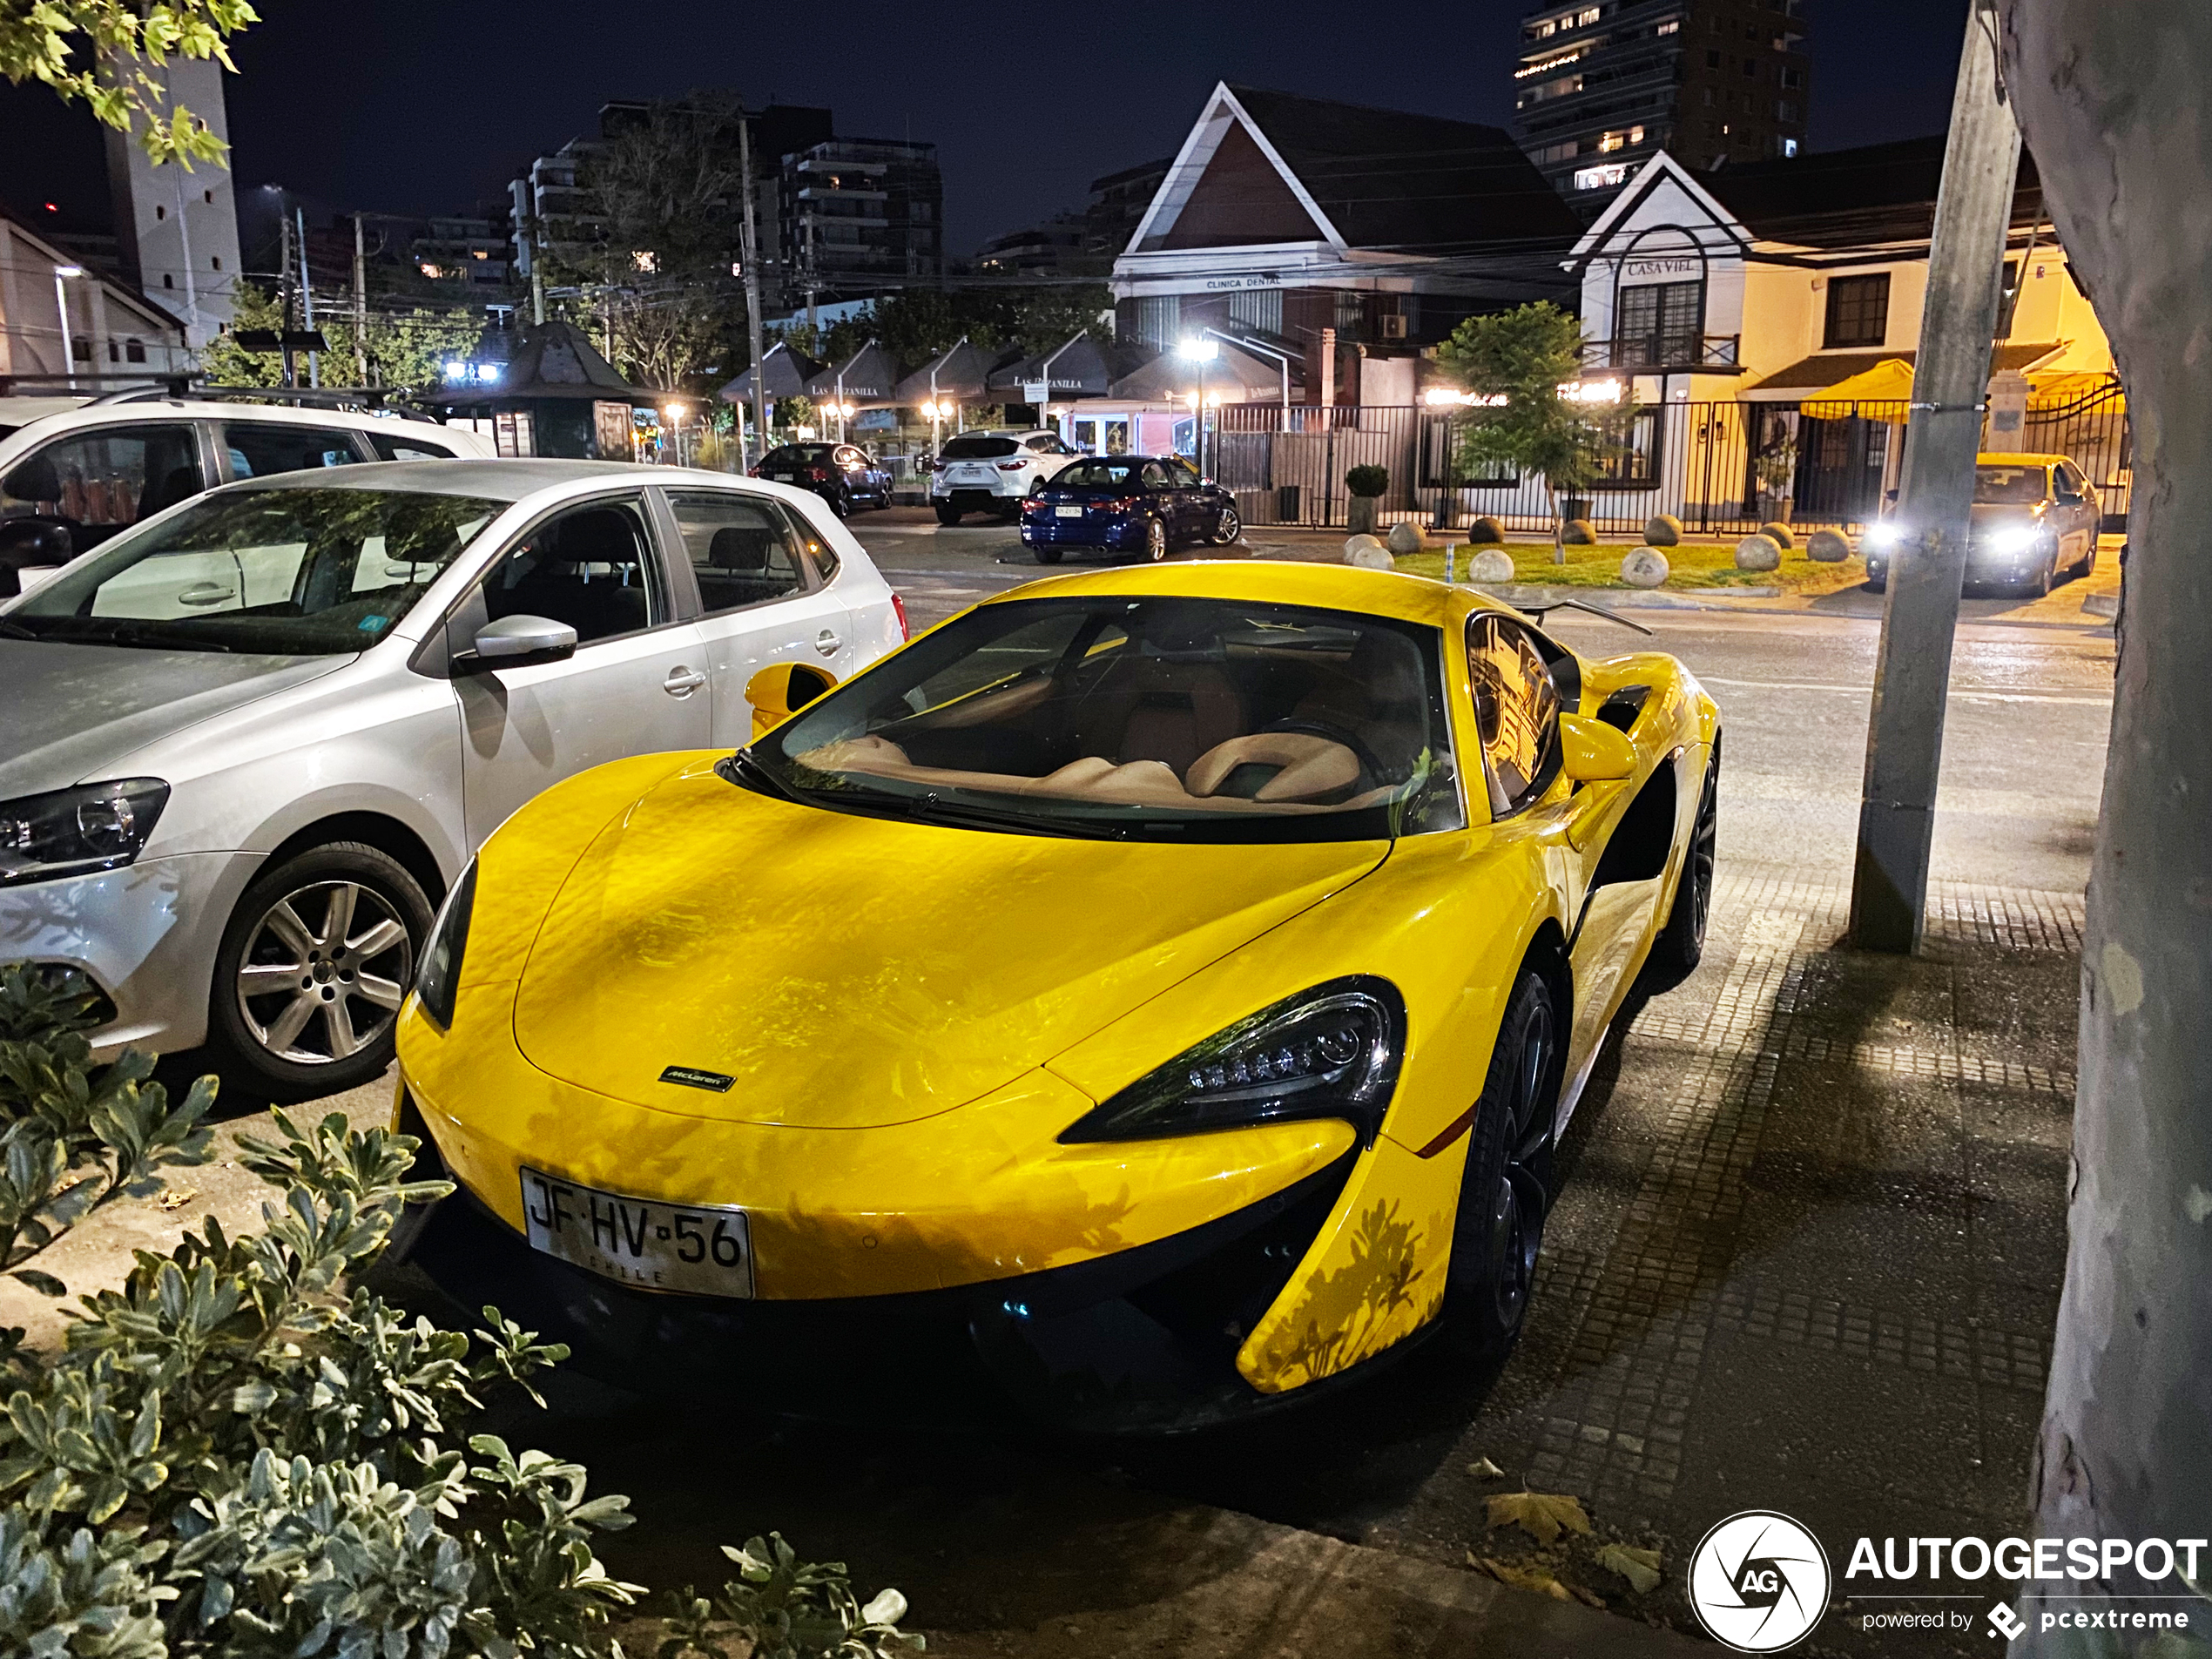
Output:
[[1806, 528, 1851, 563], [1621, 548, 1670, 589], [1343, 534, 1394, 570], [1467, 548, 1516, 583], [1467, 515, 1507, 544], [1561, 518, 1598, 546], [1386, 521, 1429, 556], [1735, 532, 1783, 571], [1757, 520, 1795, 550], [1642, 513, 1683, 547]]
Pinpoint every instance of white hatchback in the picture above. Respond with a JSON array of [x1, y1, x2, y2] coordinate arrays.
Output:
[[928, 429, 1082, 524], [0, 459, 907, 1096]]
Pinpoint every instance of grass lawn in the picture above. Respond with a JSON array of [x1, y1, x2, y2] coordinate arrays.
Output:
[[1393, 540, 1870, 597]]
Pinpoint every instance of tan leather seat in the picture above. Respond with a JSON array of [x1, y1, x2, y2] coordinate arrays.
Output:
[[1071, 656, 1244, 778]]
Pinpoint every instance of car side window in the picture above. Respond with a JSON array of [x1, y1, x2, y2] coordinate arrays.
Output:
[[0, 422, 203, 547], [368, 432, 458, 461], [1467, 613, 1562, 817], [664, 490, 812, 615], [1024, 436, 1054, 452], [1165, 459, 1201, 486], [1138, 462, 1171, 489], [477, 497, 659, 644], [224, 421, 367, 479]]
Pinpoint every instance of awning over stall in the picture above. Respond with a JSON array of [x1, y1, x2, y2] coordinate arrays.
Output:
[[894, 337, 998, 405], [1108, 340, 1292, 403], [806, 341, 903, 408], [718, 341, 826, 404]]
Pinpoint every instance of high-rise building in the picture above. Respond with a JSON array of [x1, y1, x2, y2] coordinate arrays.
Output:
[[1514, 0, 1810, 213], [778, 137, 942, 305]]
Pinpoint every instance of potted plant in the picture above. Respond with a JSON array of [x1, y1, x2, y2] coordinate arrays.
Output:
[[1345, 464, 1389, 535], [1755, 437, 1799, 523]]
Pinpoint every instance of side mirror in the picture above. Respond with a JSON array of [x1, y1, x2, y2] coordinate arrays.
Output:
[[0, 516, 74, 597], [1559, 711, 1637, 783], [745, 660, 837, 739], [453, 613, 577, 675]]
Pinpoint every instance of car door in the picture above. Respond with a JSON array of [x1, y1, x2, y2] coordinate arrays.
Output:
[[655, 486, 854, 746], [2053, 462, 2097, 566], [217, 419, 374, 482], [1466, 613, 1656, 1068], [451, 492, 713, 846], [0, 419, 211, 555]]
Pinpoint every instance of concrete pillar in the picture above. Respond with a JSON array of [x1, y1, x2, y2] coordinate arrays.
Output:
[[1999, 3, 2212, 1642]]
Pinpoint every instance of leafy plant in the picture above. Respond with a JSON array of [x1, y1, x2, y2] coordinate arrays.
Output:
[[199, 283, 482, 393], [0, 1, 259, 166], [1345, 465, 1389, 500], [0, 965, 919, 1657], [658, 1533, 922, 1659], [1434, 302, 1640, 564]]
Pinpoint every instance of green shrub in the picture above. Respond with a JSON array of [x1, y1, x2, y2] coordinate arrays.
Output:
[[1345, 465, 1389, 499], [0, 964, 920, 1659]]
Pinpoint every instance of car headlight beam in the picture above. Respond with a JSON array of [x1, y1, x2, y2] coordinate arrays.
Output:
[[0, 778, 170, 887], [1058, 976, 1405, 1145], [412, 858, 477, 1030]]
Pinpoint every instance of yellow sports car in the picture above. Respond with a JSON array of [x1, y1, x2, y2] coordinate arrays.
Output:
[[394, 561, 1719, 1429]]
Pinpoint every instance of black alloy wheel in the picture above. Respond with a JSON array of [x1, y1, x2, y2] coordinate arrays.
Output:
[[830, 483, 853, 519], [2025, 557, 2054, 598], [1635, 737, 1720, 993], [1444, 969, 1558, 1358], [1210, 505, 1242, 546], [208, 840, 435, 1099], [1143, 516, 1170, 562]]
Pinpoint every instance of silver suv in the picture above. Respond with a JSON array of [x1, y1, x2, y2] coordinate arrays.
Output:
[[0, 459, 906, 1096], [929, 429, 1080, 524]]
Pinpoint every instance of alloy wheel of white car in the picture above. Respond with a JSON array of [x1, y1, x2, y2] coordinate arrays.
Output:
[[234, 876, 415, 1067]]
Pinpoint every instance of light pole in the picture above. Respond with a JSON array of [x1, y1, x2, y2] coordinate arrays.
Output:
[[662, 401, 688, 467], [1177, 336, 1217, 475], [52, 265, 83, 390]]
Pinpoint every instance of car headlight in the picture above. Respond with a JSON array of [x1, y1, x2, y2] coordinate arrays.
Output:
[[1863, 523, 1900, 550], [1058, 976, 1404, 1145], [0, 779, 171, 887], [412, 858, 476, 1030], [1984, 525, 2046, 556]]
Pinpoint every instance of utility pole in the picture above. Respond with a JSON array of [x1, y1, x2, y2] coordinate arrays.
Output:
[[278, 209, 298, 388], [352, 214, 368, 385], [738, 113, 770, 462], [1847, 0, 2020, 952], [295, 206, 320, 389]]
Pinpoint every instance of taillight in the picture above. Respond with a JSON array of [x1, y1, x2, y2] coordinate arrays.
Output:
[[891, 591, 909, 640], [1021, 496, 1050, 513], [747, 465, 763, 476], [996, 459, 1028, 471], [1103, 496, 1136, 511], [929, 460, 946, 472], [806, 466, 832, 482]]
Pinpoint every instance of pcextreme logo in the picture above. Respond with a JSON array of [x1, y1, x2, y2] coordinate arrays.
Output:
[[1688, 1511, 1833, 1652]]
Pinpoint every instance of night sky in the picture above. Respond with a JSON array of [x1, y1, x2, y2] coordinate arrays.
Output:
[[9, 0, 1972, 255]]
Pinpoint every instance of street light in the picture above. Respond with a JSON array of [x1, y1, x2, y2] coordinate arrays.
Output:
[[1177, 337, 1217, 475], [52, 265, 84, 391]]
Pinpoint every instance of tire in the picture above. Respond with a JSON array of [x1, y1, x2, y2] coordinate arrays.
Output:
[[2024, 560, 2052, 598], [1443, 969, 1560, 1359], [1033, 546, 1064, 564], [1865, 576, 1886, 594], [207, 840, 435, 1100], [1209, 506, 1242, 546], [1143, 516, 1169, 562], [1635, 738, 1719, 995], [830, 485, 853, 519]]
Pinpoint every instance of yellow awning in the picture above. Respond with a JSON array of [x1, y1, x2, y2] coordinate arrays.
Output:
[[1802, 358, 1916, 417]]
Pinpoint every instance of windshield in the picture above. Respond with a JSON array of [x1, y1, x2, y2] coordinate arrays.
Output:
[[747, 596, 1464, 843], [8, 486, 503, 655], [763, 444, 834, 464], [1974, 465, 2050, 505], [940, 435, 1018, 459]]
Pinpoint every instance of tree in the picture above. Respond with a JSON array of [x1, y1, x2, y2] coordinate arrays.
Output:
[[1997, 4, 2212, 1644], [1434, 301, 1635, 563], [0, 0, 258, 165], [199, 283, 483, 392]]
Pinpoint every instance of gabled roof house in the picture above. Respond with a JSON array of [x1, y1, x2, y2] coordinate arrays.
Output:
[[1110, 84, 1581, 407]]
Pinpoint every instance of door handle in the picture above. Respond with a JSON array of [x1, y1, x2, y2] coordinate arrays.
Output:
[[814, 629, 841, 657], [663, 665, 708, 698]]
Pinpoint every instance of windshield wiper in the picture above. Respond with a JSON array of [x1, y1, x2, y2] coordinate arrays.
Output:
[[892, 792, 1129, 840], [717, 748, 806, 802], [0, 618, 36, 639]]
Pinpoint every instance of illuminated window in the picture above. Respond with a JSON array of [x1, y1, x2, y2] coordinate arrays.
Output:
[[1656, 17, 1678, 31], [1629, 125, 1645, 144]]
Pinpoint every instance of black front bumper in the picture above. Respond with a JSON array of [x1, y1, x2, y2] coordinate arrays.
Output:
[[400, 1143, 1360, 1434]]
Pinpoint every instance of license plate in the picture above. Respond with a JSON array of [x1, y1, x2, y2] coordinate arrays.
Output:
[[1055, 504, 1083, 518], [521, 1166, 753, 1298], [768, 472, 794, 482]]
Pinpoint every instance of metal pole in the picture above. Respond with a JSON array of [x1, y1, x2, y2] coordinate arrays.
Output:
[[295, 206, 320, 388], [1848, 0, 2022, 952], [52, 268, 74, 389], [352, 214, 368, 384], [279, 210, 298, 388], [738, 114, 770, 466]]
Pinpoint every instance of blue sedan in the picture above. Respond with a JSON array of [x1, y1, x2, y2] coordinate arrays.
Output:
[[1019, 455, 1242, 563]]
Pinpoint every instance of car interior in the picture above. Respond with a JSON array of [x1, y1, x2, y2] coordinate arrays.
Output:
[[482, 505, 656, 643], [783, 600, 1453, 818]]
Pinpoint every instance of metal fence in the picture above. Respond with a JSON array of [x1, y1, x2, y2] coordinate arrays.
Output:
[[1213, 388, 2133, 535]]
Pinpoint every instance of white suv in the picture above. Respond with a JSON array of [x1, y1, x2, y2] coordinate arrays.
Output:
[[0, 395, 491, 594], [929, 429, 1081, 524]]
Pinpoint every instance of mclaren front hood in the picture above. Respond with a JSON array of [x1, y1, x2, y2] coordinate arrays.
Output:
[[511, 764, 1387, 1130]]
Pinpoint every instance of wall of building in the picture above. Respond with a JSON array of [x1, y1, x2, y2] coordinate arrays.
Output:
[[101, 57, 242, 347], [0, 214, 190, 381]]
